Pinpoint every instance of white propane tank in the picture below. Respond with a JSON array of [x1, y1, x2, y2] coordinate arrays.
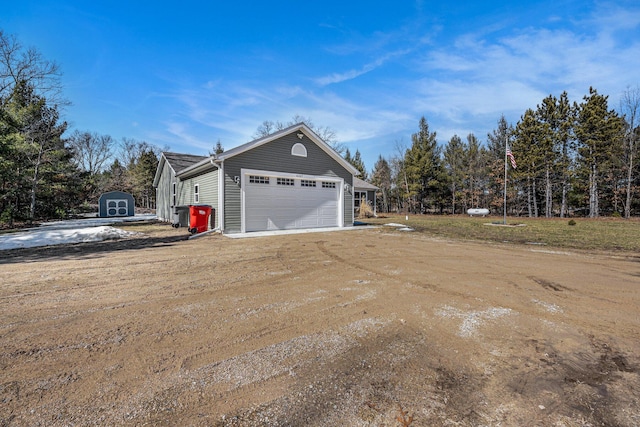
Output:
[[467, 208, 490, 217]]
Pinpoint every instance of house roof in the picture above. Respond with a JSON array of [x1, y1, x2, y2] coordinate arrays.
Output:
[[154, 123, 361, 187], [164, 152, 209, 173], [152, 152, 209, 187], [353, 177, 379, 190], [214, 122, 360, 176]]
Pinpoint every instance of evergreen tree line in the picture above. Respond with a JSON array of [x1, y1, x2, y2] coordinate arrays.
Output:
[[0, 30, 161, 226], [366, 88, 639, 218]]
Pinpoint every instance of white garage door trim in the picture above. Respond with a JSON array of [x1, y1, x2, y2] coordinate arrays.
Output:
[[241, 168, 344, 233]]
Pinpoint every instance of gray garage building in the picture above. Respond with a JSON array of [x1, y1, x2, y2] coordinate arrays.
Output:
[[153, 122, 362, 234]]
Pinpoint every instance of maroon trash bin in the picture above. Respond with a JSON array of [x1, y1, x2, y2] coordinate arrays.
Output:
[[188, 205, 212, 234]]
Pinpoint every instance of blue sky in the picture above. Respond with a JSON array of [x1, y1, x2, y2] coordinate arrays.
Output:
[[3, 1, 639, 172]]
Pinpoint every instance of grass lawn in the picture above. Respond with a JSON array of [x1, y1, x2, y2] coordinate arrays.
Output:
[[365, 214, 640, 253]]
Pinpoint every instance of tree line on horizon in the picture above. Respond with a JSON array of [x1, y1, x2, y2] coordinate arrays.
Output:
[[360, 87, 639, 219]]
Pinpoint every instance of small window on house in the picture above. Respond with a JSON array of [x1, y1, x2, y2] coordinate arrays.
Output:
[[291, 143, 307, 157], [301, 179, 316, 187], [194, 184, 200, 203], [322, 181, 336, 189], [277, 177, 295, 186], [172, 182, 177, 206], [249, 175, 270, 184]]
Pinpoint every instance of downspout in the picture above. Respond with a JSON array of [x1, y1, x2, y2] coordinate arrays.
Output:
[[213, 157, 224, 233]]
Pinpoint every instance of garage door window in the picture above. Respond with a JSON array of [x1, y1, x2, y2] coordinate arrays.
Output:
[[249, 175, 269, 184], [277, 177, 295, 186], [243, 168, 341, 232]]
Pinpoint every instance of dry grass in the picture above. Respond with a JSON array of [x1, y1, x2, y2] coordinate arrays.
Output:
[[358, 201, 375, 219], [366, 214, 640, 253]]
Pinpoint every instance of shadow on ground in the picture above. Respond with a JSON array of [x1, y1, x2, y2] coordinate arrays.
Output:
[[0, 233, 190, 265]]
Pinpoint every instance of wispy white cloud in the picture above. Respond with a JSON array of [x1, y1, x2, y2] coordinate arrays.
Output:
[[314, 48, 413, 86], [315, 16, 432, 87], [164, 121, 211, 152], [415, 2, 640, 134], [162, 1, 640, 168]]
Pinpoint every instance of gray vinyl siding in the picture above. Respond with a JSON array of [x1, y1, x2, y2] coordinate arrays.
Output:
[[223, 171, 241, 232], [223, 131, 353, 233], [155, 160, 176, 222], [178, 169, 219, 228]]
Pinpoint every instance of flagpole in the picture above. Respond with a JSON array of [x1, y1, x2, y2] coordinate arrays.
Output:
[[504, 136, 508, 225]]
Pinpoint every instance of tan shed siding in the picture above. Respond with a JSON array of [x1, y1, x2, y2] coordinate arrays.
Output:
[[155, 160, 176, 222], [223, 132, 353, 233]]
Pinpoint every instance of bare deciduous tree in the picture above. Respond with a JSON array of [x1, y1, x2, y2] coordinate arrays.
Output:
[[68, 130, 115, 175], [0, 30, 66, 105], [620, 86, 640, 219], [253, 115, 344, 154]]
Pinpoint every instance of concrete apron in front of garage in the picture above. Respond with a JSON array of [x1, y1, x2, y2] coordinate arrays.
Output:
[[224, 224, 375, 239]]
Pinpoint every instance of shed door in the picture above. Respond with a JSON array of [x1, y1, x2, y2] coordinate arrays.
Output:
[[244, 173, 339, 232], [106, 199, 128, 217]]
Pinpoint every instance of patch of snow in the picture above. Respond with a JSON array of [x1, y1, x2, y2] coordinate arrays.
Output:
[[384, 223, 406, 227], [532, 299, 563, 313], [398, 227, 415, 232], [36, 214, 156, 230], [0, 214, 153, 251], [0, 226, 139, 251], [530, 249, 574, 256], [436, 305, 513, 338]]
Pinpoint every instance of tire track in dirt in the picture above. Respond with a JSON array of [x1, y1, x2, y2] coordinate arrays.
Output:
[[170, 239, 397, 416], [178, 286, 386, 373], [3, 227, 640, 426]]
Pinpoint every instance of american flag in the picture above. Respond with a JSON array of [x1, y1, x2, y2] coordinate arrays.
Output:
[[506, 146, 517, 169]]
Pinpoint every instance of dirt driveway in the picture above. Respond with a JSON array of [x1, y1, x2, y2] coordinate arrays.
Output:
[[1, 224, 639, 426]]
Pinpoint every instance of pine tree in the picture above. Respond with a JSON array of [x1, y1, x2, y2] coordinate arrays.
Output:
[[443, 135, 466, 214], [531, 92, 576, 218], [211, 139, 224, 156], [555, 92, 575, 218], [1, 81, 72, 222], [575, 87, 625, 217], [486, 116, 514, 211], [131, 149, 159, 209], [513, 109, 543, 217], [404, 117, 443, 213], [370, 155, 391, 213], [350, 149, 367, 180], [343, 148, 352, 164], [536, 96, 559, 217]]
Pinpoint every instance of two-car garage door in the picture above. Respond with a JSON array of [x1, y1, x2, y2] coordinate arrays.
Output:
[[243, 172, 341, 232]]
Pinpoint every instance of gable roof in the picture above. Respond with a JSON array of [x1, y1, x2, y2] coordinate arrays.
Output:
[[214, 122, 360, 176], [153, 152, 209, 187], [154, 123, 361, 187], [164, 152, 208, 172]]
